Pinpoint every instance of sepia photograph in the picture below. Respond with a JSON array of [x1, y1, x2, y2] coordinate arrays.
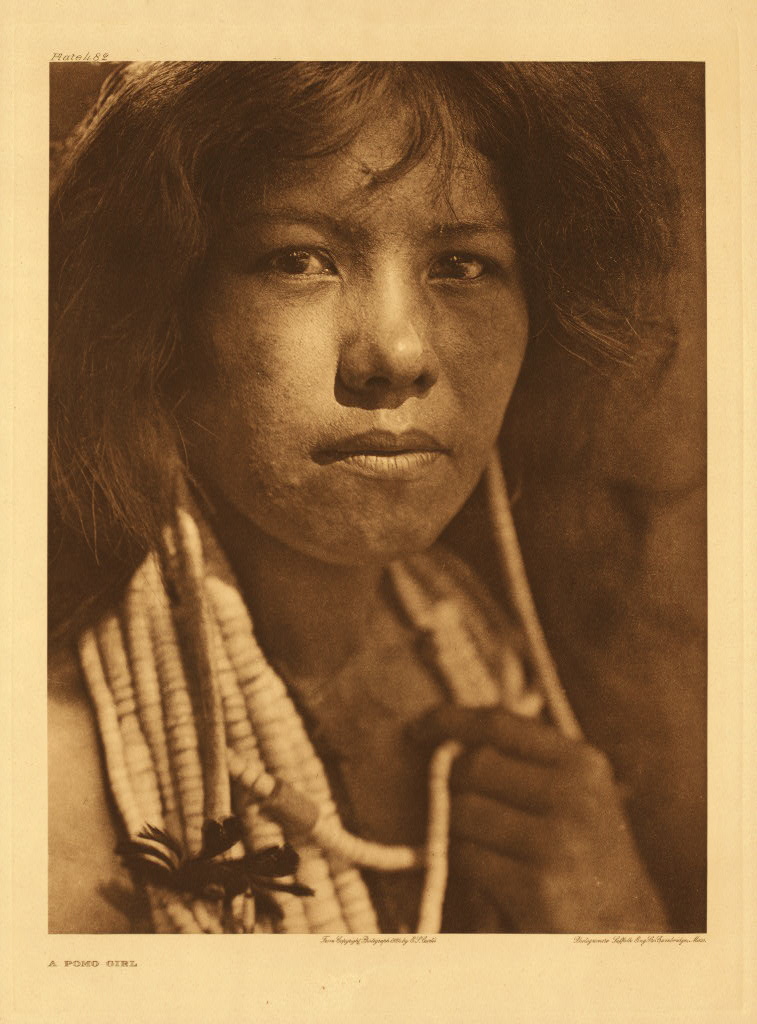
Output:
[[46, 60, 708, 938]]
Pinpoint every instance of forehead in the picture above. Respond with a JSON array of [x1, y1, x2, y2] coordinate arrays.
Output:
[[241, 115, 507, 228]]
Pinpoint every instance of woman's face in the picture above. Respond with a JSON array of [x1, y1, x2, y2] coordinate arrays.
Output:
[[183, 116, 529, 566]]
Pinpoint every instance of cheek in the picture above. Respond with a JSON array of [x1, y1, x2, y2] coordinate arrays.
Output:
[[195, 278, 337, 424], [442, 291, 529, 423], [204, 278, 335, 381], [184, 282, 340, 496]]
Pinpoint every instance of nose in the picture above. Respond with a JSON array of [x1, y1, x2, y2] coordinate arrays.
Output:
[[337, 271, 440, 400]]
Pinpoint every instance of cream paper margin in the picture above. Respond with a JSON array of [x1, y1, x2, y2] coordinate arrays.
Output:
[[2, 1, 755, 1021]]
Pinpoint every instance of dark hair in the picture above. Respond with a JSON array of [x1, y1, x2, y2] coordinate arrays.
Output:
[[49, 61, 680, 629]]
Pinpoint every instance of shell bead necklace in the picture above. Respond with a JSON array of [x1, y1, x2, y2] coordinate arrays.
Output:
[[79, 455, 579, 933]]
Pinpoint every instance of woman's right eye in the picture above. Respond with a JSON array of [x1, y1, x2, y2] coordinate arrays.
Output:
[[263, 249, 337, 277]]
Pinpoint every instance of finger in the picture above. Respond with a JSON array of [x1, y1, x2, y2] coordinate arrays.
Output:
[[450, 745, 555, 813], [449, 839, 535, 927], [408, 705, 575, 763], [450, 791, 549, 862], [442, 879, 506, 933]]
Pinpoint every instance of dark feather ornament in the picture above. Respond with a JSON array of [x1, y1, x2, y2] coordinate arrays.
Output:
[[116, 816, 314, 915]]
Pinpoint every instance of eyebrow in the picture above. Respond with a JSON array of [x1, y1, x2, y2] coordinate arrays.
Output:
[[425, 220, 513, 241], [239, 210, 514, 243], [241, 210, 361, 240]]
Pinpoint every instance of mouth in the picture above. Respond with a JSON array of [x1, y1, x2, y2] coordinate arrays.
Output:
[[314, 429, 449, 480]]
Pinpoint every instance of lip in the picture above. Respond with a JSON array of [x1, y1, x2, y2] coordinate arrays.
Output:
[[314, 429, 449, 480]]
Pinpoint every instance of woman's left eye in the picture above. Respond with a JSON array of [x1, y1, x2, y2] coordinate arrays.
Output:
[[428, 253, 489, 281], [265, 249, 337, 276]]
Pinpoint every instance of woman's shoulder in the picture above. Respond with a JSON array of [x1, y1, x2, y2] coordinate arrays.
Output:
[[48, 640, 150, 933]]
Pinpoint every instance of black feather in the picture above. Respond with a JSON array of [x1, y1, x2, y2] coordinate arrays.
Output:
[[138, 824, 183, 860], [243, 843, 300, 878], [251, 878, 315, 898], [115, 838, 178, 872], [116, 817, 314, 910], [198, 817, 244, 860]]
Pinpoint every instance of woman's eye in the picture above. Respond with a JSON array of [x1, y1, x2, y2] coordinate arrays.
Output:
[[265, 249, 337, 277], [428, 253, 488, 281]]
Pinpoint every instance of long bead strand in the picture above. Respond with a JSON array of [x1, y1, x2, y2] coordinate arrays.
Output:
[[144, 556, 205, 856], [96, 614, 163, 826], [210, 611, 310, 932], [416, 739, 463, 934], [173, 508, 231, 823], [125, 566, 180, 835], [390, 562, 501, 706], [79, 628, 145, 836], [399, 552, 542, 716], [208, 577, 369, 930], [485, 453, 582, 739]]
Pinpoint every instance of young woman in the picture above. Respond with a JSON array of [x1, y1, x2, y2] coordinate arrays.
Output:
[[48, 61, 705, 934]]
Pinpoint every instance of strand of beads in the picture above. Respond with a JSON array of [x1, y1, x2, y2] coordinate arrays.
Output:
[[227, 753, 422, 871], [95, 614, 164, 827], [209, 576, 371, 933], [124, 566, 181, 840], [190, 516, 363, 932], [172, 508, 231, 824], [143, 554, 206, 858], [79, 629, 147, 839], [485, 454, 582, 739], [390, 561, 502, 707], [171, 510, 251, 932], [143, 552, 228, 932], [227, 751, 454, 934], [79, 626, 200, 932], [399, 552, 541, 716], [416, 739, 463, 934], [209, 606, 310, 933], [206, 608, 280, 931]]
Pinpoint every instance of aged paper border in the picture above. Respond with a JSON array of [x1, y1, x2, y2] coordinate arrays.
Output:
[[3, 1, 755, 1020]]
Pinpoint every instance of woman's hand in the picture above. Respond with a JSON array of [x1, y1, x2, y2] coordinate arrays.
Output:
[[412, 706, 669, 933]]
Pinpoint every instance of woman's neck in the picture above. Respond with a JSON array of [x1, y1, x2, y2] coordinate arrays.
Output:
[[207, 494, 390, 683]]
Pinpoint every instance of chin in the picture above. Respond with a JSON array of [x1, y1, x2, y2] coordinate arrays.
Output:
[[313, 519, 450, 568]]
